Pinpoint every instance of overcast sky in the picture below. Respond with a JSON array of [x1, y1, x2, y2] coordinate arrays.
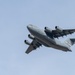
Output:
[[0, 0, 75, 75]]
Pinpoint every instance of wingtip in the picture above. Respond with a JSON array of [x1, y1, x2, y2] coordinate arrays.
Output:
[[25, 51, 29, 54]]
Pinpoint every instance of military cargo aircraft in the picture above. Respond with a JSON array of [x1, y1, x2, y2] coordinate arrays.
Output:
[[24, 24, 75, 54]]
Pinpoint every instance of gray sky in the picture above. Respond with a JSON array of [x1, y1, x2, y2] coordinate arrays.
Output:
[[0, 0, 75, 75]]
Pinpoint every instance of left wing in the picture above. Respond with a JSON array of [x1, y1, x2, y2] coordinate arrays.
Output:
[[25, 39, 42, 54], [52, 29, 75, 38]]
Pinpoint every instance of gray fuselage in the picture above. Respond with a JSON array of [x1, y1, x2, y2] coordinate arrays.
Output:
[[27, 25, 71, 52]]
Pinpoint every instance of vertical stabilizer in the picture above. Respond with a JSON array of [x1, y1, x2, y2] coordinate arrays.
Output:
[[65, 38, 75, 47]]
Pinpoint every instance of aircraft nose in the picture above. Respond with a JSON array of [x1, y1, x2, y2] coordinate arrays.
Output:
[[27, 24, 33, 31], [27, 24, 39, 35], [27, 24, 32, 29]]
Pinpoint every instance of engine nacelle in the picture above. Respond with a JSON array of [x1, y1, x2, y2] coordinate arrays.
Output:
[[44, 27, 52, 33], [28, 34, 34, 39], [55, 26, 63, 32], [24, 40, 31, 45]]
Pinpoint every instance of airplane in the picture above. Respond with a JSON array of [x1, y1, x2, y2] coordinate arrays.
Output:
[[24, 24, 75, 54]]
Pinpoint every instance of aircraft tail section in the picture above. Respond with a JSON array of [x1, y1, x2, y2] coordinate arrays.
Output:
[[65, 38, 75, 47]]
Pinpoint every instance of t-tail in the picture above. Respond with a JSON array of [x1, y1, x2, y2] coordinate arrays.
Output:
[[65, 38, 75, 47]]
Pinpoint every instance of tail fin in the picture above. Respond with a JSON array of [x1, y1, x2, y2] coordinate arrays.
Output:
[[65, 38, 75, 47]]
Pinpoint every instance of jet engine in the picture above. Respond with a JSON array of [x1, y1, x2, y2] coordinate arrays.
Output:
[[44, 27, 52, 33], [24, 40, 31, 45], [55, 26, 63, 32], [28, 34, 34, 39]]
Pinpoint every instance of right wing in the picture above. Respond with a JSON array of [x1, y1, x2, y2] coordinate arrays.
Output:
[[25, 39, 42, 54], [52, 29, 75, 38]]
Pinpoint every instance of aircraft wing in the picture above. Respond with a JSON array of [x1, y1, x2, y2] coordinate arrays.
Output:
[[52, 29, 75, 38], [25, 39, 42, 54]]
